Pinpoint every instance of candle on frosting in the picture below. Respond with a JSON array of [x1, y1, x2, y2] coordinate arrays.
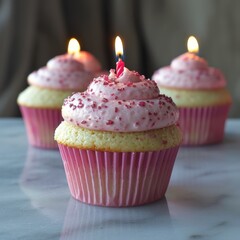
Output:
[[54, 37, 101, 72], [115, 36, 125, 77], [169, 35, 206, 71]]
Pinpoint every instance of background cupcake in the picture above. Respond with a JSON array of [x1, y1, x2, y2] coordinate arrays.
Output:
[[17, 38, 103, 149], [55, 67, 182, 207], [152, 36, 232, 146]]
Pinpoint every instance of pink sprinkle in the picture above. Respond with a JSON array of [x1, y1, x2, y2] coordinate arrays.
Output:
[[106, 120, 114, 125], [102, 98, 109, 103], [139, 102, 146, 107], [125, 105, 132, 109], [81, 120, 87, 124], [115, 107, 119, 113], [91, 103, 97, 108]]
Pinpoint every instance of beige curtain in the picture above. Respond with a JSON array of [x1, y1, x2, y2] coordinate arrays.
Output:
[[0, 0, 239, 117]]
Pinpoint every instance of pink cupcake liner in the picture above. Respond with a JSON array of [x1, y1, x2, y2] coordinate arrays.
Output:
[[178, 104, 230, 146], [58, 144, 179, 207], [20, 106, 62, 149]]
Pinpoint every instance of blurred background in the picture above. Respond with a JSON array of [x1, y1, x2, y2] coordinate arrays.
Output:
[[0, 0, 239, 117]]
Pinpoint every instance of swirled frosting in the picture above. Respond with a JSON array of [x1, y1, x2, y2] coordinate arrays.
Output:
[[28, 51, 102, 91], [62, 68, 179, 132], [152, 53, 226, 89]]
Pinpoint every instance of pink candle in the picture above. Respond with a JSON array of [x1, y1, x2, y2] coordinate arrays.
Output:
[[115, 36, 125, 77], [116, 58, 125, 77]]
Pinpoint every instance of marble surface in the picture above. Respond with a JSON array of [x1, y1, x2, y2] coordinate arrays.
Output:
[[0, 118, 240, 240]]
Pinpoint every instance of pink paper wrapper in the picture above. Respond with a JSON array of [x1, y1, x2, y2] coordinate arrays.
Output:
[[178, 104, 230, 146], [58, 144, 179, 207], [20, 106, 62, 149]]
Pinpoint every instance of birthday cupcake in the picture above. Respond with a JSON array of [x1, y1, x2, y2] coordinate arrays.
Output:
[[55, 67, 182, 207], [17, 39, 102, 149], [152, 37, 232, 145]]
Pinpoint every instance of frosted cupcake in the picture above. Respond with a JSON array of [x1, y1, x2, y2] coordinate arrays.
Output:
[[17, 39, 102, 148], [152, 39, 232, 145], [55, 68, 182, 207]]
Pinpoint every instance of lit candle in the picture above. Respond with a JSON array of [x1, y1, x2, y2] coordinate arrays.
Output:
[[172, 35, 201, 67], [66, 38, 101, 72], [187, 35, 199, 55], [68, 38, 81, 57], [115, 36, 125, 77]]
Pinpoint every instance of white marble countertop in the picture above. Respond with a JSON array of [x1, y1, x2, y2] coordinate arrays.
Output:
[[0, 118, 240, 240]]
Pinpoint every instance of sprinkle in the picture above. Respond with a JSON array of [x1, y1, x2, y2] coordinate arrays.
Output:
[[91, 103, 97, 108], [106, 120, 114, 125], [102, 98, 109, 103], [139, 102, 146, 107]]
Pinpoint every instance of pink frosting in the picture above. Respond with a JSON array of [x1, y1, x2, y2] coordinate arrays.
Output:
[[62, 68, 179, 132], [28, 52, 102, 91], [152, 53, 226, 89]]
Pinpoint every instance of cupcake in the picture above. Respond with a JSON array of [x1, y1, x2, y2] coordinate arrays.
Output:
[[152, 52, 232, 145], [55, 68, 182, 207], [17, 40, 102, 149]]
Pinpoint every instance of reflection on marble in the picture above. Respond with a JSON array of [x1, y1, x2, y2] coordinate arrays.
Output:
[[0, 119, 240, 240], [19, 147, 69, 220], [60, 198, 172, 240]]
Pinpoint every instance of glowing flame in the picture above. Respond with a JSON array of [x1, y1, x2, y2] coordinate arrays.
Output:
[[68, 38, 80, 55], [187, 36, 199, 54], [115, 36, 124, 57]]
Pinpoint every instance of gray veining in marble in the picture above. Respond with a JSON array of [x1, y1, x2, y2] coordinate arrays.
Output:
[[0, 118, 240, 240]]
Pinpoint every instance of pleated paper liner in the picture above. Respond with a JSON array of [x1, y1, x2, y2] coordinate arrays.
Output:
[[178, 104, 230, 146], [20, 106, 62, 149], [58, 144, 179, 207]]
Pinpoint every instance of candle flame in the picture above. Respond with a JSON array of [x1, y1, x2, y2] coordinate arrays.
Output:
[[68, 38, 81, 55], [187, 36, 199, 54], [115, 36, 124, 57]]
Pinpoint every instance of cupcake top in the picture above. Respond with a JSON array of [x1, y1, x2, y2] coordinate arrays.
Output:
[[62, 68, 179, 132], [28, 52, 102, 91], [152, 53, 226, 90]]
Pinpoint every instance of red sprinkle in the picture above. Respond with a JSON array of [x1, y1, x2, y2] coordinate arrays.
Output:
[[102, 98, 109, 103], [106, 120, 114, 125], [139, 102, 146, 107]]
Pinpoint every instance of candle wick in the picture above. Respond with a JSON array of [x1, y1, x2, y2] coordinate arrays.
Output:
[[118, 54, 122, 60]]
